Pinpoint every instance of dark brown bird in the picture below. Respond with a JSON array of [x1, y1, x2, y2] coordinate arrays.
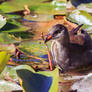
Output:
[[45, 24, 92, 72], [69, 24, 92, 50]]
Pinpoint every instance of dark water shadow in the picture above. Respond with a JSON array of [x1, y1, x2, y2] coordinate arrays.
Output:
[[9, 31, 34, 39], [0, 22, 19, 31], [71, 0, 92, 7]]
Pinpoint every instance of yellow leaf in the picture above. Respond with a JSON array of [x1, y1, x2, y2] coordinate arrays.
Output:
[[0, 51, 10, 73]]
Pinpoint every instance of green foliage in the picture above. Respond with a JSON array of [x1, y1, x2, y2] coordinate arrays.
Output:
[[1, 19, 28, 32], [0, 66, 22, 91], [0, 19, 32, 40], [0, 51, 10, 73], [16, 65, 59, 92], [67, 10, 92, 32], [0, 0, 66, 15], [29, 0, 66, 15]]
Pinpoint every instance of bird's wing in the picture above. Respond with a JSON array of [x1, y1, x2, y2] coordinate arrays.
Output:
[[69, 28, 92, 48]]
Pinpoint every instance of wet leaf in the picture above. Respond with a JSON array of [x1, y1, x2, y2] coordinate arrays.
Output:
[[0, 15, 6, 29], [0, 51, 10, 73], [29, 0, 66, 15], [23, 14, 54, 22], [16, 65, 59, 92], [0, 0, 66, 15], [67, 10, 92, 32], [0, 80, 22, 92], [1, 19, 28, 32], [0, 19, 31, 40], [0, 66, 18, 81], [77, 3, 92, 13], [0, 33, 18, 44]]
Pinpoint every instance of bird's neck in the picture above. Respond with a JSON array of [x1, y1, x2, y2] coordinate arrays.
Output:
[[54, 33, 70, 57], [55, 38, 69, 52]]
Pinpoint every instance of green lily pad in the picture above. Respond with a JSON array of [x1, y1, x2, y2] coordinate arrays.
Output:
[[77, 3, 92, 13], [16, 65, 59, 92], [0, 0, 66, 15], [67, 10, 92, 32], [0, 51, 10, 73], [0, 66, 21, 91], [0, 19, 29, 32], [29, 0, 66, 15], [0, 19, 32, 40]]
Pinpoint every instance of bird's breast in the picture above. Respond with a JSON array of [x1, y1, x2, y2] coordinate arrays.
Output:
[[51, 40, 69, 64]]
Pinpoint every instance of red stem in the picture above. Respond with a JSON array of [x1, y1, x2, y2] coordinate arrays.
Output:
[[41, 32, 53, 71], [47, 47, 53, 71]]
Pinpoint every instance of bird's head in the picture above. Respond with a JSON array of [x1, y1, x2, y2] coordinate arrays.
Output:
[[45, 24, 68, 43]]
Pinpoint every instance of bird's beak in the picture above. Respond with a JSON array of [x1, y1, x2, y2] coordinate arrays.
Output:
[[45, 34, 52, 43]]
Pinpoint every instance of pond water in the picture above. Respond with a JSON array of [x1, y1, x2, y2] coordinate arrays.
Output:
[[5, 15, 91, 92], [1, 1, 92, 90]]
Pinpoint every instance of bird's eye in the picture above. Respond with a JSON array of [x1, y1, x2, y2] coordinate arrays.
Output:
[[54, 30, 61, 34]]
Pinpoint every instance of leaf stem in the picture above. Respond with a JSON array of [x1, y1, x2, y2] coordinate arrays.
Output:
[[41, 32, 53, 71]]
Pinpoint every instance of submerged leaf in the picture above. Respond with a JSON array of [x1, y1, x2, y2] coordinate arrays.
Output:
[[0, 33, 17, 44], [19, 40, 51, 56], [16, 65, 59, 92]]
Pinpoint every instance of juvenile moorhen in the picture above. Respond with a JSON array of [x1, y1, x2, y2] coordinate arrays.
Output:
[[45, 24, 92, 72]]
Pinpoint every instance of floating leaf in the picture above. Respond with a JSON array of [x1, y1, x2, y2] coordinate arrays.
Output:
[[0, 80, 22, 92], [0, 19, 29, 32], [16, 65, 59, 92], [0, 0, 66, 15], [0, 33, 18, 44], [67, 10, 92, 32], [29, 0, 66, 15], [0, 15, 6, 29], [0, 66, 18, 81], [77, 3, 92, 13], [0, 51, 10, 73], [0, 19, 31, 40]]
